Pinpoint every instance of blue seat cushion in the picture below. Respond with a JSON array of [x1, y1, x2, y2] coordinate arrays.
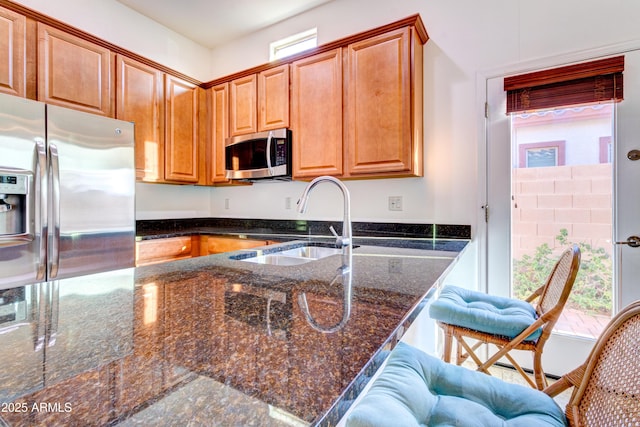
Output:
[[429, 285, 542, 341], [346, 342, 567, 427]]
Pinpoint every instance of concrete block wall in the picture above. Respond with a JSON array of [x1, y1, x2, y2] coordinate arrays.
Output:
[[512, 164, 612, 259]]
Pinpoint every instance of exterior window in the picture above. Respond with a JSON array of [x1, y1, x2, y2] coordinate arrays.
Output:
[[269, 28, 317, 61], [526, 147, 557, 167], [518, 141, 566, 168], [599, 136, 612, 163]]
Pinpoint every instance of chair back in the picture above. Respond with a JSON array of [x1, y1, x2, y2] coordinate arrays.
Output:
[[566, 300, 640, 426], [536, 244, 581, 320]]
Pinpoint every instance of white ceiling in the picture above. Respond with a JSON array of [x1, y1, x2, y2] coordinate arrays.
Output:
[[116, 0, 334, 49]]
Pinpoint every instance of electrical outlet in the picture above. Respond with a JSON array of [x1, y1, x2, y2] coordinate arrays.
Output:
[[224, 198, 230, 209], [388, 196, 403, 211], [389, 258, 403, 274], [285, 197, 292, 210]]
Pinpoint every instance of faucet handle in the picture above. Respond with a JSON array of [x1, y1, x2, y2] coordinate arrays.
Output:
[[329, 225, 350, 247], [329, 225, 341, 247]]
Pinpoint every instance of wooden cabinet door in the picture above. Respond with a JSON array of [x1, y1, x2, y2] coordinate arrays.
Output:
[[229, 74, 257, 136], [164, 75, 199, 183], [258, 64, 289, 131], [210, 83, 230, 184], [37, 23, 113, 116], [0, 6, 26, 97], [135, 236, 195, 266], [116, 55, 164, 182], [203, 236, 268, 254], [345, 27, 418, 177], [291, 49, 343, 178]]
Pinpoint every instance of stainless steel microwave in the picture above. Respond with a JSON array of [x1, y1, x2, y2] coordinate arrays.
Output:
[[225, 128, 292, 181]]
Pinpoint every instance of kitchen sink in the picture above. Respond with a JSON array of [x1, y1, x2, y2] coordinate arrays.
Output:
[[232, 244, 344, 266]]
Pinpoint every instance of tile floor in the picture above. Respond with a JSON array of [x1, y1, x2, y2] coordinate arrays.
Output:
[[474, 362, 573, 409]]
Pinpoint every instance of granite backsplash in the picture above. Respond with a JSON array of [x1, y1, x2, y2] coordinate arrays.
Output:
[[136, 218, 471, 240]]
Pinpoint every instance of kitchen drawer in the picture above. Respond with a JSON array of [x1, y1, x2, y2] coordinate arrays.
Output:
[[135, 236, 197, 266], [202, 236, 269, 254]]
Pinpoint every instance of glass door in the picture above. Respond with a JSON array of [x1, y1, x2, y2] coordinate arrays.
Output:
[[510, 104, 614, 340], [484, 51, 640, 374]]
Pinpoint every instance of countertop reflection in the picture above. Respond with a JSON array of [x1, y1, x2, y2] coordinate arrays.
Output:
[[0, 239, 465, 426]]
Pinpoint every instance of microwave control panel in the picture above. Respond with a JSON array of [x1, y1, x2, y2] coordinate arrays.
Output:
[[275, 140, 287, 166]]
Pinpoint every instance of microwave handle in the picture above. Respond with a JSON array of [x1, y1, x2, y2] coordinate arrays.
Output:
[[266, 131, 274, 176]]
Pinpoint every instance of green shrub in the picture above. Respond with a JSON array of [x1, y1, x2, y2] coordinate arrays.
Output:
[[513, 229, 612, 315]]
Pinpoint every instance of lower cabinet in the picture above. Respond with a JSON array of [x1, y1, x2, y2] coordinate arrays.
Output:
[[135, 235, 272, 266], [201, 235, 270, 254], [135, 236, 198, 266]]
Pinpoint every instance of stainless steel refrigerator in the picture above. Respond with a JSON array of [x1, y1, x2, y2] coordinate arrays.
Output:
[[0, 93, 135, 290]]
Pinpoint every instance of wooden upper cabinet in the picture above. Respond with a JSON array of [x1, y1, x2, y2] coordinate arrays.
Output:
[[230, 64, 290, 136], [164, 75, 199, 183], [290, 49, 343, 179], [209, 83, 230, 184], [37, 23, 113, 116], [345, 27, 423, 177], [0, 6, 26, 97], [258, 64, 289, 131], [229, 74, 257, 136], [116, 55, 164, 182]]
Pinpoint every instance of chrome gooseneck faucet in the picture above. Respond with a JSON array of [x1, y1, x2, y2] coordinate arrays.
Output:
[[296, 176, 353, 333], [297, 175, 352, 266]]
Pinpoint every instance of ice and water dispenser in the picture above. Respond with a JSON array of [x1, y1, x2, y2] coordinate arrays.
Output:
[[0, 168, 30, 239]]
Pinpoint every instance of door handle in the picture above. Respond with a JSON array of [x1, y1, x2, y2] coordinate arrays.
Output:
[[266, 131, 274, 176], [627, 149, 640, 161], [616, 236, 640, 248], [49, 143, 60, 278]]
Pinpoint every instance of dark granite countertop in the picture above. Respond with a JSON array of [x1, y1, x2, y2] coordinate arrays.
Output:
[[0, 237, 467, 426]]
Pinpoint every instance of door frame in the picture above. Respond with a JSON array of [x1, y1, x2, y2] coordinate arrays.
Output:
[[476, 41, 640, 375], [476, 38, 640, 296]]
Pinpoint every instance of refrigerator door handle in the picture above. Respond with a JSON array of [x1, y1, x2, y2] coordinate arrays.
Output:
[[49, 143, 60, 278], [35, 138, 47, 281]]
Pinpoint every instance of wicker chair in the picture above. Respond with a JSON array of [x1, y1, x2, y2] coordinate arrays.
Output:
[[545, 299, 640, 426], [345, 300, 640, 427], [429, 244, 581, 389]]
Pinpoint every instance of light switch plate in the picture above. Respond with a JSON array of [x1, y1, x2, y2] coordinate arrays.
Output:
[[388, 196, 403, 211]]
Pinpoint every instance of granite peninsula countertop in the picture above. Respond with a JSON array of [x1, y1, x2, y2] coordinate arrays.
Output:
[[0, 235, 467, 426]]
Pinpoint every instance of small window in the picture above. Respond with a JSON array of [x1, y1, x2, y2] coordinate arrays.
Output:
[[526, 147, 558, 167], [269, 28, 317, 61], [599, 136, 612, 163], [517, 141, 566, 168]]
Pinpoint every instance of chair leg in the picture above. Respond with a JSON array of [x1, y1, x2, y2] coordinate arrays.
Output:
[[533, 350, 548, 390], [459, 338, 491, 373], [442, 326, 453, 363], [504, 352, 537, 389], [455, 333, 463, 365]]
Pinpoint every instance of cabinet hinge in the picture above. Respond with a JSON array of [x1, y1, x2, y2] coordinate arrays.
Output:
[[484, 102, 489, 119], [482, 204, 489, 223]]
